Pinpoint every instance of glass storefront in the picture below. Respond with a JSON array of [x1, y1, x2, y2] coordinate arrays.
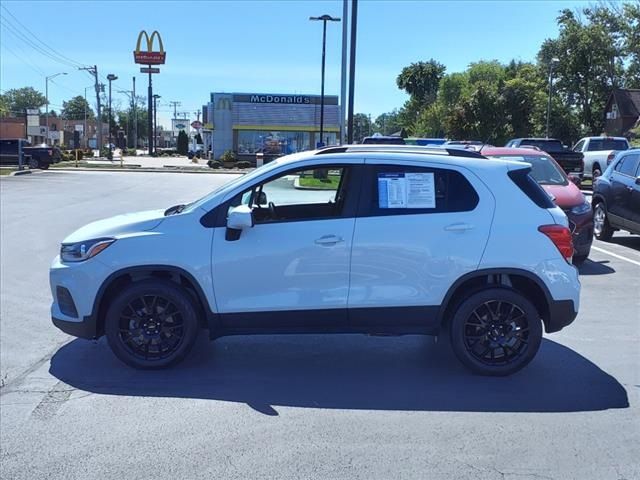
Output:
[[315, 131, 338, 148], [237, 130, 311, 155]]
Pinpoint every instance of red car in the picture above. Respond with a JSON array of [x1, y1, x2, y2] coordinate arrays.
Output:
[[481, 147, 593, 265]]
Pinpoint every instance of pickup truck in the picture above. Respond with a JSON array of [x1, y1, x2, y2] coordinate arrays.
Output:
[[0, 138, 61, 169], [505, 138, 584, 179], [572, 136, 630, 180]]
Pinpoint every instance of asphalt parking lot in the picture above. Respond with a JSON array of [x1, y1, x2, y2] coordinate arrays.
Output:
[[1, 171, 638, 480]]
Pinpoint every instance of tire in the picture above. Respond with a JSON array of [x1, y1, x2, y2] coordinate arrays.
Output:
[[572, 254, 588, 266], [593, 202, 613, 241], [40, 162, 50, 170], [28, 157, 39, 169], [592, 164, 602, 180], [449, 288, 543, 376], [105, 279, 200, 369]]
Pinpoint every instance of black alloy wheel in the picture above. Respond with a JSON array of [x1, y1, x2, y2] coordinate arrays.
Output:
[[105, 279, 199, 369], [450, 288, 542, 376]]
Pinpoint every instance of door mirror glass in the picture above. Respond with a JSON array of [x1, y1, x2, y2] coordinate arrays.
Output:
[[227, 205, 254, 230], [635, 176, 640, 186]]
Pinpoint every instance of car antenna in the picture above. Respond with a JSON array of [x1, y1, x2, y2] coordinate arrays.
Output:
[[478, 123, 500, 153]]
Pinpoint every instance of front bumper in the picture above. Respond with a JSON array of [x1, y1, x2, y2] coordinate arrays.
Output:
[[566, 209, 594, 256], [52, 315, 98, 339]]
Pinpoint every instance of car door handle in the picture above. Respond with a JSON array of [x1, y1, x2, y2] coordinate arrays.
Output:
[[315, 235, 344, 246], [444, 223, 474, 232]]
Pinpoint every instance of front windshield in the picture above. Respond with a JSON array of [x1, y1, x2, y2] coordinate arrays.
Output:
[[488, 155, 568, 185]]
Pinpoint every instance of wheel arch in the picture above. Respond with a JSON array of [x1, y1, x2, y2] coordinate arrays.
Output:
[[90, 265, 214, 338], [439, 268, 553, 333]]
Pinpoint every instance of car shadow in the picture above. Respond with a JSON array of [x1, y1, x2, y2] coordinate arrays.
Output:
[[578, 259, 616, 275], [50, 335, 629, 415], [607, 235, 640, 252]]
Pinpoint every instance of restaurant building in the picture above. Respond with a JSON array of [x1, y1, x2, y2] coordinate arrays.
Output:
[[206, 92, 340, 160]]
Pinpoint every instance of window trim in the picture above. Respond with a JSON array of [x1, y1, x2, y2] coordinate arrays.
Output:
[[356, 163, 480, 218]]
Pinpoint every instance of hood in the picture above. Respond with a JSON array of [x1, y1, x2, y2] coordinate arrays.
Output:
[[63, 209, 166, 244], [541, 183, 584, 208]]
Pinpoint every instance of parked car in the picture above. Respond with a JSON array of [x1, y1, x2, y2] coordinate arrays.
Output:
[[405, 137, 447, 146], [505, 138, 584, 180], [591, 148, 640, 240], [572, 136, 630, 180], [50, 145, 580, 376], [0, 138, 61, 169], [482, 147, 593, 264], [361, 135, 405, 145]]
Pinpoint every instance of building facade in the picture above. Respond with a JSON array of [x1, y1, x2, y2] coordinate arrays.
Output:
[[604, 88, 640, 137], [207, 92, 340, 160]]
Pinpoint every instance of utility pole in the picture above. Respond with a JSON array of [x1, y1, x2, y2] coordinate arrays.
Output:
[[79, 65, 103, 151], [153, 94, 161, 155], [132, 76, 137, 149], [169, 101, 181, 119], [340, 0, 348, 144], [347, 0, 358, 144], [194, 109, 201, 121], [107, 74, 118, 157]]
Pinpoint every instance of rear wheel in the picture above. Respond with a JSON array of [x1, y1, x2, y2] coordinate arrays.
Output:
[[449, 288, 542, 376], [592, 163, 602, 179], [28, 157, 39, 169], [105, 279, 200, 369], [593, 203, 613, 241]]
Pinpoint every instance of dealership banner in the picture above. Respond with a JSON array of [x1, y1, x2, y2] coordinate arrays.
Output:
[[172, 119, 189, 136]]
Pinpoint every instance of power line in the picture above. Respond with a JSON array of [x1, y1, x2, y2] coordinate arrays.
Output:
[[1, 4, 88, 68], [0, 43, 47, 77]]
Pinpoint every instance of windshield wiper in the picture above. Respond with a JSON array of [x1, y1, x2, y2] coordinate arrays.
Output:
[[164, 204, 186, 216]]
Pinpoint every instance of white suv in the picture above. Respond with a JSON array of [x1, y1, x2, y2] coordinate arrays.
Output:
[[50, 146, 580, 376]]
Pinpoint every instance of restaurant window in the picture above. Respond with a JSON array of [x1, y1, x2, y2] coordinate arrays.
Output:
[[237, 130, 311, 155]]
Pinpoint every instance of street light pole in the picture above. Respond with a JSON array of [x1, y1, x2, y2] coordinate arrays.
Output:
[[546, 57, 559, 139], [45, 72, 67, 145], [153, 94, 161, 155], [310, 14, 340, 148], [106, 74, 118, 157]]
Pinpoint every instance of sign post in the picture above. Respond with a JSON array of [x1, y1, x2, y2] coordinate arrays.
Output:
[[133, 30, 166, 156]]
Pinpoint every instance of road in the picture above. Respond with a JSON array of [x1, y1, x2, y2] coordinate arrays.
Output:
[[1, 171, 638, 480]]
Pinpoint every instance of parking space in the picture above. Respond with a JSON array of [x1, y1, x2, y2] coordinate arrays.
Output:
[[1, 171, 638, 480]]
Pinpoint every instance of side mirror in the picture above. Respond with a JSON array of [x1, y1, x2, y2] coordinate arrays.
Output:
[[568, 174, 581, 187], [635, 177, 640, 186], [227, 205, 254, 230], [256, 191, 267, 205]]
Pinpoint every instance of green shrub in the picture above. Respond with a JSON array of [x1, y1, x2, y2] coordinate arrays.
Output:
[[219, 150, 237, 162], [126, 148, 137, 156], [235, 160, 252, 169], [100, 147, 112, 160], [207, 160, 222, 169], [177, 131, 189, 155]]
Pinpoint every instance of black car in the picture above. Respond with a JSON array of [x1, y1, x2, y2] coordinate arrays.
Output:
[[505, 138, 584, 179], [361, 135, 405, 145], [592, 148, 640, 240], [0, 138, 61, 169]]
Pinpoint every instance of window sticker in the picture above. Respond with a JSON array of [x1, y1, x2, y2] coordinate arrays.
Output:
[[378, 172, 436, 209]]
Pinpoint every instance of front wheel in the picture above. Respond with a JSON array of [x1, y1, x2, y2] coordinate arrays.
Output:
[[449, 288, 542, 376], [105, 279, 200, 369], [593, 203, 613, 241], [28, 157, 39, 169]]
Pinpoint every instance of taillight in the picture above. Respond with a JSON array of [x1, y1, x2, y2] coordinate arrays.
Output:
[[538, 225, 573, 262]]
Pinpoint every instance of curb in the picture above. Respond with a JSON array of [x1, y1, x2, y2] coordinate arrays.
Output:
[[10, 170, 32, 176]]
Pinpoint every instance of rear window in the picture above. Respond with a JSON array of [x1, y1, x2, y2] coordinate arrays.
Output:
[[487, 155, 567, 186], [507, 168, 555, 209], [587, 139, 629, 151], [521, 140, 564, 152]]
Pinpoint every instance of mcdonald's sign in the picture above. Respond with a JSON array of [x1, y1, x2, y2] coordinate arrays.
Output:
[[133, 30, 166, 65]]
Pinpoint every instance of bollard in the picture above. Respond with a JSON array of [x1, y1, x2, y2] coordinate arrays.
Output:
[[75, 149, 79, 168], [18, 139, 23, 171]]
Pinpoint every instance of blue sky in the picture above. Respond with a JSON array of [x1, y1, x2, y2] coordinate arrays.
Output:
[[1, 0, 591, 127]]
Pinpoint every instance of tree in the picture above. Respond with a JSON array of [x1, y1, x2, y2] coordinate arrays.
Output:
[[195, 133, 203, 144], [61, 95, 94, 120], [396, 59, 446, 129], [352, 113, 372, 142], [177, 130, 189, 155], [0, 87, 46, 115]]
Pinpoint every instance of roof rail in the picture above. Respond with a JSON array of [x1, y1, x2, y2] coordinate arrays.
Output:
[[314, 144, 486, 159]]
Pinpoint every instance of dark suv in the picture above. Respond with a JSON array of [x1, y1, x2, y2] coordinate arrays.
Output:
[[0, 139, 61, 169], [592, 149, 640, 240], [505, 138, 584, 179]]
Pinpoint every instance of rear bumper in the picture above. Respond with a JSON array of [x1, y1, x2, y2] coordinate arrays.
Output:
[[545, 299, 578, 333]]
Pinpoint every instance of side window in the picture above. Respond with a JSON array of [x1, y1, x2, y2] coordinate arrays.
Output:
[[228, 165, 353, 224], [573, 140, 585, 152], [616, 154, 640, 177], [364, 165, 479, 216]]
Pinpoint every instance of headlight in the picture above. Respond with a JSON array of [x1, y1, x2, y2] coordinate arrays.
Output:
[[60, 238, 115, 262], [570, 201, 591, 216]]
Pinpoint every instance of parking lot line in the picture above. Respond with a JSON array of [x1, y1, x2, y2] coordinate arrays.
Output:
[[591, 246, 640, 267]]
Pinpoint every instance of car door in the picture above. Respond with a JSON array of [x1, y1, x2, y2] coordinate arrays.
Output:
[[210, 161, 363, 329], [347, 160, 494, 332], [609, 153, 640, 228]]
